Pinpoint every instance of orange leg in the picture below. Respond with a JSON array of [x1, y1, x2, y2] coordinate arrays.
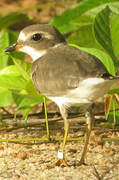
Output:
[[79, 106, 94, 165], [53, 106, 69, 167], [54, 117, 69, 167]]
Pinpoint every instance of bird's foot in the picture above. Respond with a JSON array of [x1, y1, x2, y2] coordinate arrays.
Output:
[[52, 151, 69, 167], [53, 159, 69, 167]]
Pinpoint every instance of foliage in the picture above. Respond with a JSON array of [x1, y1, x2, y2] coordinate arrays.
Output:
[[0, 0, 119, 122], [0, 14, 45, 118]]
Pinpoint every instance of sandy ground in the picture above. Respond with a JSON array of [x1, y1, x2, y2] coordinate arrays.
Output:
[[0, 116, 119, 180]]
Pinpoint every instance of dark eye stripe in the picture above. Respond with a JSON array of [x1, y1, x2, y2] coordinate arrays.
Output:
[[32, 33, 42, 41]]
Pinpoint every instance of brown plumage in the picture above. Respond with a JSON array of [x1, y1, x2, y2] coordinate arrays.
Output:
[[31, 44, 110, 96]]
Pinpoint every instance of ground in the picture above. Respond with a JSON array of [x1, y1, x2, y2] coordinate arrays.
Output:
[[0, 115, 119, 180]]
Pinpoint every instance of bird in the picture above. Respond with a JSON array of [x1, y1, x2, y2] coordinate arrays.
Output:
[[5, 24, 119, 167]]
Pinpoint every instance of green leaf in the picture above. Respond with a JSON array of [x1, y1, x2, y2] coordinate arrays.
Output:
[[108, 2, 119, 14], [67, 24, 100, 49], [12, 92, 44, 113], [12, 92, 25, 107], [0, 13, 29, 30], [71, 14, 94, 27], [0, 30, 10, 69], [17, 96, 44, 109], [0, 87, 14, 107], [0, 65, 27, 90], [94, 5, 118, 66], [70, 44, 115, 75], [107, 98, 119, 124], [0, 29, 19, 69], [110, 13, 119, 57], [0, 65, 21, 76], [12, 93, 34, 118], [11, 56, 31, 81], [50, 0, 118, 33], [9, 30, 18, 45], [21, 107, 33, 118], [0, 30, 9, 52], [25, 80, 44, 98], [108, 88, 119, 94], [0, 74, 27, 90], [0, 55, 10, 71]]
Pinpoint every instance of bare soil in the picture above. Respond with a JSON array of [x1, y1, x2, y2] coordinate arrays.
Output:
[[0, 115, 119, 180]]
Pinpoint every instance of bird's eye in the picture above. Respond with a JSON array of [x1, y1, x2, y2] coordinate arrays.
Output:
[[32, 33, 42, 41]]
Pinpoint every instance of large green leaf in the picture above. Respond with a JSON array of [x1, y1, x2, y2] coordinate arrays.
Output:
[[50, 0, 118, 33], [106, 1, 119, 14], [71, 14, 93, 27], [0, 75, 27, 90], [0, 55, 10, 71], [0, 30, 9, 52], [107, 98, 119, 124], [0, 65, 27, 90], [0, 87, 14, 107], [12, 92, 44, 111], [11, 56, 31, 81], [0, 65, 21, 76], [25, 80, 44, 98], [12, 93, 35, 118], [110, 13, 119, 57], [0, 30, 19, 69], [0, 30, 10, 70], [18, 96, 44, 109], [67, 24, 100, 49], [94, 6, 118, 66]]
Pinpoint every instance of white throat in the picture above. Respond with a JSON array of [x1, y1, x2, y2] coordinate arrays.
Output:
[[19, 43, 63, 61], [19, 46, 46, 61]]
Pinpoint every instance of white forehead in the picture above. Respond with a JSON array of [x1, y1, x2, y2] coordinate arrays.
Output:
[[18, 31, 54, 41], [19, 32, 26, 41]]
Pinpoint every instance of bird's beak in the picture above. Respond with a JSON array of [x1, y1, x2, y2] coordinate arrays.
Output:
[[4, 42, 21, 52]]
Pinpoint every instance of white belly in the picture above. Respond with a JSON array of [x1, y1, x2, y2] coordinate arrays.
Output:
[[49, 77, 115, 108]]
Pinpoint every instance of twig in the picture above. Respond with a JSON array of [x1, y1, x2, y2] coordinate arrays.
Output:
[[0, 136, 119, 144], [93, 166, 102, 180], [0, 137, 84, 143], [1, 107, 119, 120], [44, 97, 50, 140], [1, 107, 11, 115]]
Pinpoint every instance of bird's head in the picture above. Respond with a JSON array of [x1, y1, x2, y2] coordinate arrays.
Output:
[[5, 24, 65, 61]]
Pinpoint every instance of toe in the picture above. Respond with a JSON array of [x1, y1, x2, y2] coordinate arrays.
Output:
[[53, 159, 69, 167]]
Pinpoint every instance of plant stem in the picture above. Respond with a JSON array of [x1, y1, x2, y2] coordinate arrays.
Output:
[[44, 97, 50, 140]]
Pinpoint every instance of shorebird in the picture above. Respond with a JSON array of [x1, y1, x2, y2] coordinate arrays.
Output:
[[5, 24, 119, 166]]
